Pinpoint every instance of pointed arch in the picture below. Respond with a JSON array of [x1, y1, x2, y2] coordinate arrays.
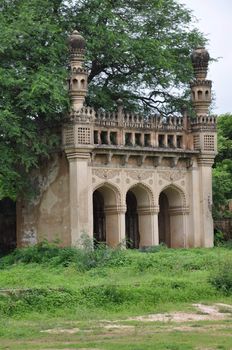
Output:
[[158, 184, 188, 248], [92, 182, 123, 247], [125, 183, 156, 248]]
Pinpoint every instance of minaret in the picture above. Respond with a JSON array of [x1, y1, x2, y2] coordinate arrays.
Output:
[[190, 47, 212, 116], [63, 31, 94, 247], [68, 30, 88, 111], [189, 47, 217, 248]]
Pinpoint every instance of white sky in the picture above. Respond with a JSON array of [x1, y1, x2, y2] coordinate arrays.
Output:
[[180, 0, 232, 115]]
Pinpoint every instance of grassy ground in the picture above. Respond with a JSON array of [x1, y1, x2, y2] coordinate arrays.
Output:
[[0, 245, 231, 349]]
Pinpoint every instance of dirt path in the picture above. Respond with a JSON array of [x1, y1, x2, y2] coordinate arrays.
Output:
[[41, 303, 232, 335]]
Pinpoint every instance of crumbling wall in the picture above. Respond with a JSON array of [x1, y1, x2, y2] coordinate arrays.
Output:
[[17, 152, 70, 247]]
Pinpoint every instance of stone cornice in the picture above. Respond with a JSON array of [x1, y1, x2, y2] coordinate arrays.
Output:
[[197, 156, 215, 166], [65, 150, 92, 161]]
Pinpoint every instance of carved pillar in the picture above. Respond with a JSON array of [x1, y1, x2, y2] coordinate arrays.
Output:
[[173, 134, 177, 148], [66, 152, 93, 245], [197, 157, 214, 247], [131, 133, 135, 146], [96, 130, 101, 144], [189, 159, 201, 247], [107, 131, 111, 145], [153, 132, 158, 147], [164, 134, 168, 147], [137, 206, 159, 247], [140, 133, 145, 146], [168, 207, 189, 248], [104, 206, 126, 247]]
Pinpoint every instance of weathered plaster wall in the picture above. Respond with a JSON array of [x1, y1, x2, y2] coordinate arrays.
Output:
[[17, 152, 70, 246]]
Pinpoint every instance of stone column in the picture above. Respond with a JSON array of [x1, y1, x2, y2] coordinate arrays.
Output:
[[107, 131, 111, 145], [164, 134, 168, 147], [97, 130, 101, 144], [66, 151, 93, 246], [104, 205, 126, 247], [153, 132, 158, 147], [131, 133, 135, 146], [168, 207, 188, 248], [198, 157, 214, 247], [189, 159, 201, 247], [173, 134, 177, 148], [137, 206, 159, 247], [140, 133, 145, 146]]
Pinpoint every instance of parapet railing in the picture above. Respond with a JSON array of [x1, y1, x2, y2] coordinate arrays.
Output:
[[191, 115, 217, 130], [68, 106, 217, 132], [94, 110, 184, 131]]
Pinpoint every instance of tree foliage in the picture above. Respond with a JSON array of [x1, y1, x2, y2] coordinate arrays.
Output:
[[0, 0, 205, 199], [213, 114, 232, 219]]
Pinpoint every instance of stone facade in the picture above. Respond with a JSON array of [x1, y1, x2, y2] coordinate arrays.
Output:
[[17, 32, 217, 248]]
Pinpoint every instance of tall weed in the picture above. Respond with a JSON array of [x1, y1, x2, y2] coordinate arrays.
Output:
[[209, 258, 232, 295], [0, 237, 130, 271]]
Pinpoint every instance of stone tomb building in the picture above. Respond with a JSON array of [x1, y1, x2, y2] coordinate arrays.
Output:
[[16, 31, 217, 249]]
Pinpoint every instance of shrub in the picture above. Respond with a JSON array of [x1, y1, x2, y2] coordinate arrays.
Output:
[[80, 285, 129, 307], [214, 230, 226, 246], [0, 288, 79, 316], [0, 237, 130, 271], [209, 258, 232, 295], [0, 241, 79, 268]]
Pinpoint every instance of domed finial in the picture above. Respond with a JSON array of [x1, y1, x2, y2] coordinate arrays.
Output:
[[68, 30, 86, 52], [116, 98, 123, 106], [191, 47, 210, 79]]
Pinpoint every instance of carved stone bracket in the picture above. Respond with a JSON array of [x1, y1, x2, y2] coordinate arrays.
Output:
[[170, 157, 179, 168], [154, 156, 162, 167], [138, 155, 146, 167], [121, 154, 130, 166], [105, 152, 113, 165]]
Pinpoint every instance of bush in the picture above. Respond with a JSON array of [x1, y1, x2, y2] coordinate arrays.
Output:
[[209, 259, 232, 295], [0, 237, 130, 271], [0, 241, 79, 268], [0, 288, 79, 316], [214, 230, 226, 246], [222, 240, 232, 249], [80, 285, 129, 307]]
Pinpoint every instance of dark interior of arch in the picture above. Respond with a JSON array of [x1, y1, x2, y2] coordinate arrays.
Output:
[[126, 190, 140, 249], [0, 198, 16, 256], [93, 190, 106, 245], [158, 192, 170, 247]]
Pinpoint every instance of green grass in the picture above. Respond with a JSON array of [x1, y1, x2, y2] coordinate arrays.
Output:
[[0, 245, 231, 349]]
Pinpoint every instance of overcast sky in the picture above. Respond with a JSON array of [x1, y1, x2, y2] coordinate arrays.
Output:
[[179, 0, 232, 115]]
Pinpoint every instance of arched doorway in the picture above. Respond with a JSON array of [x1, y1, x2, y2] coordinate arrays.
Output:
[[158, 186, 187, 248], [126, 191, 139, 248], [93, 190, 106, 244], [126, 185, 156, 248], [92, 184, 123, 247], [0, 198, 16, 255]]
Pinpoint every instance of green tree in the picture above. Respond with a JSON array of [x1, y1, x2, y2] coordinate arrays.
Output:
[[0, 0, 205, 199], [213, 114, 232, 219]]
